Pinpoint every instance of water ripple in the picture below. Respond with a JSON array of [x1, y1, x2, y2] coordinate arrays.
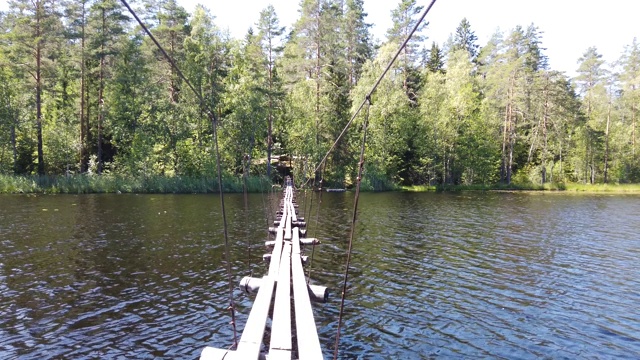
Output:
[[1, 193, 639, 358]]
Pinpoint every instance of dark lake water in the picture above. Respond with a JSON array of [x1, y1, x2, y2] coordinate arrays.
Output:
[[1, 191, 639, 359]]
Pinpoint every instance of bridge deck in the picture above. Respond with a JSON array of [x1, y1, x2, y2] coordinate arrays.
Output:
[[201, 180, 325, 360]]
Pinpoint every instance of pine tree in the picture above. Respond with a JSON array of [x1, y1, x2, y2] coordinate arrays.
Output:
[[66, 0, 93, 173], [287, 0, 323, 154], [452, 18, 478, 61], [107, 33, 152, 176], [282, 0, 347, 177], [153, 0, 189, 104], [257, 5, 285, 178], [575, 46, 607, 183], [619, 37, 640, 179], [133, 0, 190, 175], [5, 0, 62, 174], [88, 0, 129, 174], [386, 0, 427, 99], [426, 41, 444, 74], [0, 44, 20, 173], [343, 0, 372, 87]]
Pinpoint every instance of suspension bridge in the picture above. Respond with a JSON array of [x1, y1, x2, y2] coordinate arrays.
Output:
[[200, 177, 326, 360], [116, 0, 437, 358]]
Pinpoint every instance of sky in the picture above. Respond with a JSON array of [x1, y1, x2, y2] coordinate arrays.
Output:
[[170, 0, 639, 77], [1, 0, 638, 76]]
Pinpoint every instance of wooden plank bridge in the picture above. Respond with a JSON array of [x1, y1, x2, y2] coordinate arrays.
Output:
[[201, 177, 327, 360]]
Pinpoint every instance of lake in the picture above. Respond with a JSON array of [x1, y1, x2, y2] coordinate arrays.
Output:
[[1, 191, 639, 359]]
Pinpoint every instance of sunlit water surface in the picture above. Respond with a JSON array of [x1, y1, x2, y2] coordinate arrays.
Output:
[[1, 192, 639, 359]]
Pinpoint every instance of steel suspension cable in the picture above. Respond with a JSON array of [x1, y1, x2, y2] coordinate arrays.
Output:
[[306, 161, 326, 284], [304, 163, 316, 230], [301, 158, 311, 221], [301, 162, 317, 281], [301, 0, 437, 189], [120, 0, 214, 120], [120, 0, 239, 347], [333, 97, 371, 359], [331, 2, 437, 357]]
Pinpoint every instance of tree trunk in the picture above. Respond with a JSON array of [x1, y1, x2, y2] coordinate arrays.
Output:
[[97, 8, 105, 175], [170, 34, 178, 104], [36, 2, 45, 175], [604, 100, 611, 183], [80, 2, 87, 173], [507, 99, 514, 184], [86, 77, 92, 169], [11, 111, 17, 173], [507, 128, 513, 185], [315, 1, 321, 149], [591, 153, 595, 184], [501, 102, 508, 183], [541, 78, 549, 184], [633, 101, 636, 158], [559, 138, 563, 182], [267, 34, 273, 178]]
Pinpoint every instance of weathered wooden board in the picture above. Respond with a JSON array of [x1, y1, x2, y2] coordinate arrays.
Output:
[[268, 227, 285, 277], [201, 182, 324, 360], [291, 227, 323, 359], [269, 241, 292, 358], [234, 275, 276, 359]]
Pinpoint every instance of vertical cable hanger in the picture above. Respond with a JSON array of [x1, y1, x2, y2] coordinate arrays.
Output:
[[306, 160, 326, 284], [119, 0, 239, 347], [330, 1, 438, 358], [333, 96, 371, 359]]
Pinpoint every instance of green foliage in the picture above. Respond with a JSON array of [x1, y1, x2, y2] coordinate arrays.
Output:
[[1, 0, 639, 190], [0, 174, 274, 194], [452, 18, 479, 61]]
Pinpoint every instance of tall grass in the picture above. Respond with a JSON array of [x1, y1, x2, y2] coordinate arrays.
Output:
[[401, 182, 640, 193], [564, 183, 640, 193], [4, 174, 640, 194], [0, 174, 274, 194]]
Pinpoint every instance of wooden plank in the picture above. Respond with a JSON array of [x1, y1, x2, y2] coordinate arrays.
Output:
[[289, 202, 297, 222], [268, 227, 284, 277], [292, 225, 301, 255], [269, 349, 292, 360], [269, 241, 292, 358], [235, 276, 276, 359], [201, 184, 326, 360], [291, 227, 324, 359], [278, 197, 288, 228], [284, 205, 292, 240]]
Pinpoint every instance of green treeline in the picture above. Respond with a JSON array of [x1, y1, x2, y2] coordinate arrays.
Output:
[[1, 0, 639, 190]]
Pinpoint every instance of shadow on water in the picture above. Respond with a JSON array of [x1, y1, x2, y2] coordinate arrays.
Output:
[[1, 192, 639, 359]]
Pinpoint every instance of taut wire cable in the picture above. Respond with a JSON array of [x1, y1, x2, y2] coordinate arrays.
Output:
[[332, 97, 371, 359], [120, 0, 239, 347], [301, 0, 438, 189]]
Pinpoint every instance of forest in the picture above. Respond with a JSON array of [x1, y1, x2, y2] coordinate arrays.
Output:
[[1, 0, 639, 191]]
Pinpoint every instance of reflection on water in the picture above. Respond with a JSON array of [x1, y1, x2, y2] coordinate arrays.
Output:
[[1, 192, 639, 359]]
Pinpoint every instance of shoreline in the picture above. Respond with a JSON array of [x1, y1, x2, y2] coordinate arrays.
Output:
[[400, 183, 640, 194], [3, 174, 640, 194]]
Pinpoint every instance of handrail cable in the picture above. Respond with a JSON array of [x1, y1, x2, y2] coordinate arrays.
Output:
[[301, 159, 317, 280], [333, 97, 371, 359], [120, 0, 239, 347], [302, 157, 312, 221], [305, 164, 316, 229], [306, 161, 326, 284], [331, 1, 437, 357], [302, 0, 437, 189]]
